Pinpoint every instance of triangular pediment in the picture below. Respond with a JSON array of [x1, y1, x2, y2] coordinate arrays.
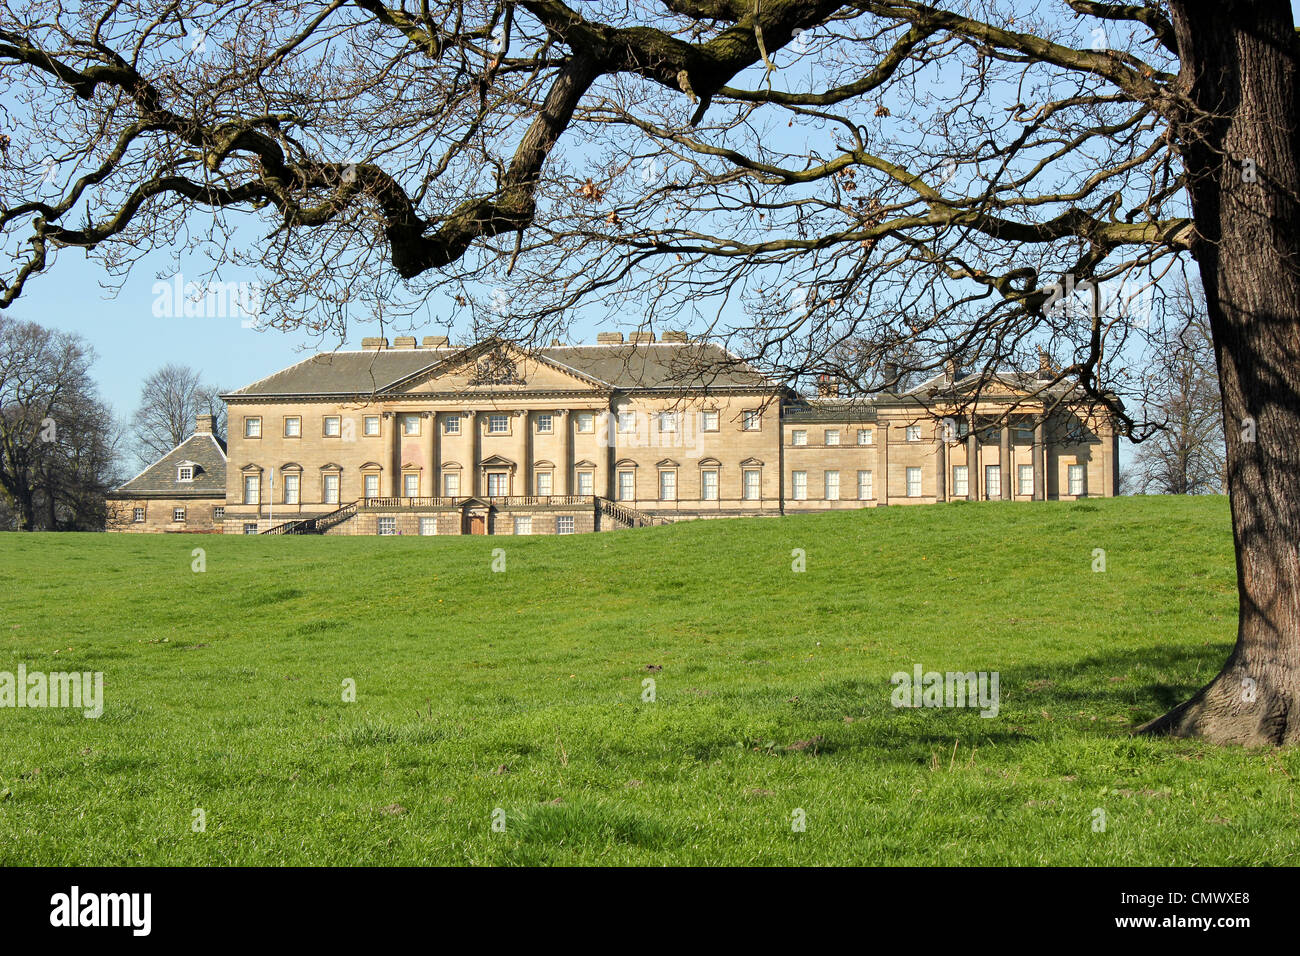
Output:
[[390, 338, 609, 394], [479, 454, 516, 468], [967, 380, 1031, 399]]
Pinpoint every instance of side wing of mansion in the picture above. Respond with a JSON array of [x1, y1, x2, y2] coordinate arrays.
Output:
[[107, 333, 1120, 535]]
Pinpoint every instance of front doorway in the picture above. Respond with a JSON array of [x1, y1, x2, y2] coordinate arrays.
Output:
[[466, 513, 487, 534]]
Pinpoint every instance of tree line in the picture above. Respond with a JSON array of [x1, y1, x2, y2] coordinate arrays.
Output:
[[0, 315, 225, 530]]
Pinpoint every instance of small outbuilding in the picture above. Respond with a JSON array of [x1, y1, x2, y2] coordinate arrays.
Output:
[[106, 415, 228, 532]]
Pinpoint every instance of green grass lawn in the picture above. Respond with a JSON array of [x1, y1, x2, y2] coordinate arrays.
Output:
[[1, 495, 1296, 865]]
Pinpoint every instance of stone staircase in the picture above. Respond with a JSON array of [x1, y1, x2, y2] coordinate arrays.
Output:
[[262, 500, 358, 535], [597, 497, 666, 529]]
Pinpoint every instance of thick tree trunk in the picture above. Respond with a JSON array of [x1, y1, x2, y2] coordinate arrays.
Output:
[[1141, 1, 1300, 744], [14, 487, 36, 532]]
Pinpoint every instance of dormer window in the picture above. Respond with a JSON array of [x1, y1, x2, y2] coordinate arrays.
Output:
[[177, 465, 194, 482]]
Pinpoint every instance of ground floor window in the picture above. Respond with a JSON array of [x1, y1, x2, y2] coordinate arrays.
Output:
[[1068, 464, 1086, 496], [244, 474, 260, 505], [419, 517, 438, 536], [618, 470, 635, 501], [284, 473, 300, 505], [791, 471, 807, 500], [487, 472, 508, 497], [214, 506, 224, 522], [443, 472, 460, 497], [536, 471, 553, 496], [906, 467, 922, 497], [953, 465, 969, 497], [742, 469, 761, 500], [514, 515, 532, 535], [824, 470, 840, 501], [557, 516, 575, 534], [133, 507, 145, 522], [701, 469, 718, 501], [243, 523, 258, 535], [173, 507, 186, 522], [984, 464, 1001, 499], [403, 473, 419, 498], [858, 470, 872, 500], [577, 471, 594, 496], [1018, 464, 1034, 496], [365, 473, 380, 498], [323, 473, 340, 505], [659, 470, 677, 501], [377, 517, 397, 535]]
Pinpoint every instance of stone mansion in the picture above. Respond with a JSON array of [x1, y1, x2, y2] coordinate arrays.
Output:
[[106, 333, 1120, 535]]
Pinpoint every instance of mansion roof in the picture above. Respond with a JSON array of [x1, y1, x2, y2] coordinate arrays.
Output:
[[110, 431, 227, 499], [225, 341, 773, 399]]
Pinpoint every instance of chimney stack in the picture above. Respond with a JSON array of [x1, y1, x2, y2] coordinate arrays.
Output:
[[946, 358, 960, 382], [629, 331, 656, 344], [596, 332, 624, 344], [195, 414, 215, 435], [816, 374, 840, 398], [1037, 347, 1052, 376], [362, 337, 388, 351], [392, 336, 417, 349], [882, 361, 898, 385], [661, 331, 688, 343], [422, 335, 450, 348]]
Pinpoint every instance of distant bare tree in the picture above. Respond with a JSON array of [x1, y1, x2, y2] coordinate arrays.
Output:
[[0, 316, 117, 530], [1131, 281, 1224, 495], [34, 384, 120, 529], [130, 363, 226, 463]]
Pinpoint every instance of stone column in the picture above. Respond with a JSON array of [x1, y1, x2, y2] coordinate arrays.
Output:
[[520, 410, 532, 496], [469, 411, 480, 496], [431, 411, 441, 499], [966, 417, 978, 501], [1033, 418, 1045, 501], [1000, 422, 1011, 500], [605, 409, 616, 499], [879, 421, 889, 504], [560, 409, 573, 495], [386, 411, 400, 497], [936, 424, 947, 501]]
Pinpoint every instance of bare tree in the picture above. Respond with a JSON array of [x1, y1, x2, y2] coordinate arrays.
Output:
[[0, 315, 117, 530], [2, 1, 1299, 742], [1130, 278, 1224, 494], [34, 384, 121, 529], [130, 363, 226, 464]]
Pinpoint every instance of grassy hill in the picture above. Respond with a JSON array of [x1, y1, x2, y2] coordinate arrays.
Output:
[[1, 495, 1296, 865]]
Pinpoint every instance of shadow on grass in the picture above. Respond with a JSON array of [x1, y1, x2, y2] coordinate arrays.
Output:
[[670, 640, 1233, 767]]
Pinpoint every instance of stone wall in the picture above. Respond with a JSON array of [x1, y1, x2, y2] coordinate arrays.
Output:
[[108, 497, 225, 532]]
